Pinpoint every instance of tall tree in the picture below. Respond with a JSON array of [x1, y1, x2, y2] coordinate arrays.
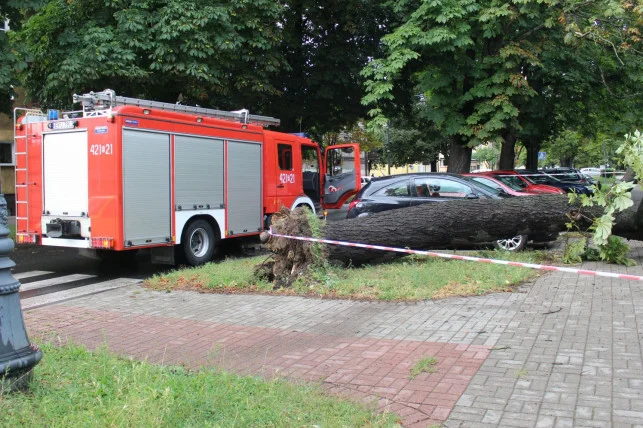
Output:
[[518, 1, 643, 169], [362, 0, 642, 173], [264, 0, 389, 137], [0, 0, 43, 115], [16, 0, 286, 111], [15, 0, 389, 137]]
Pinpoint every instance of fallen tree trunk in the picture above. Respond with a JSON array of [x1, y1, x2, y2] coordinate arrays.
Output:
[[263, 189, 643, 273], [323, 194, 573, 265], [323, 190, 643, 266], [258, 189, 643, 285], [612, 186, 643, 241]]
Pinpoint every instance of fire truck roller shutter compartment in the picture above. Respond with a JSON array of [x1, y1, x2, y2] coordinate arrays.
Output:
[[122, 129, 171, 246], [227, 141, 262, 235], [174, 135, 224, 211]]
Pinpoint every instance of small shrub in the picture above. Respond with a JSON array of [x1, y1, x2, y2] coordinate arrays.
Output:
[[562, 233, 587, 264]]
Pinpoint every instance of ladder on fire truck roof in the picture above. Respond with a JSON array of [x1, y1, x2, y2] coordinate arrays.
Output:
[[72, 89, 281, 127], [14, 108, 48, 240]]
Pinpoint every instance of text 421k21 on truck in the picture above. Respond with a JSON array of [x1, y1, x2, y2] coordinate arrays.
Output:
[[14, 89, 361, 266]]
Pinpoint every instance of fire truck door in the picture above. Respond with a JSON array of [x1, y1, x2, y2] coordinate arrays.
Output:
[[122, 130, 171, 246], [275, 141, 298, 202], [322, 144, 361, 209]]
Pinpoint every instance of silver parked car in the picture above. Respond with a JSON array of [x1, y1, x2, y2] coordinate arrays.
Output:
[[580, 167, 601, 177]]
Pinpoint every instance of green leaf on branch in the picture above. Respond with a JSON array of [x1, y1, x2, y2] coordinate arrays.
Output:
[[593, 214, 614, 246], [612, 195, 634, 212]]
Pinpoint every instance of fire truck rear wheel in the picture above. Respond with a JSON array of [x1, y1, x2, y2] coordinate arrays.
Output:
[[182, 220, 217, 266]]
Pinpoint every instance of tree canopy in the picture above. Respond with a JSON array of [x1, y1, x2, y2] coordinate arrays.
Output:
[[16, 0, 286, 110], [3, 0, 641, 169], [9, 0, 387, 140], [361, 0, 643, 171], [0, 0, 43, 114]]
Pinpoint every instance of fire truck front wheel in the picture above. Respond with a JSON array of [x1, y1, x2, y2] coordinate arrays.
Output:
[[182, 219, 217, 266]]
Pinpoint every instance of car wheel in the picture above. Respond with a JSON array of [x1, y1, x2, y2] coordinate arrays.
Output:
[[494, 234, 527, 252], [182, 219, 216, 266]]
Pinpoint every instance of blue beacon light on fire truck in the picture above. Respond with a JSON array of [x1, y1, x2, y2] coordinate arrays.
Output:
[[46, 110, 79, 130]]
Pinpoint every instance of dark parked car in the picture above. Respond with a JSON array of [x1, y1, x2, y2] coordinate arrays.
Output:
[[346, 173, 506, 219], [516, 169, 593, 195], [541, 167, 598, 187], [346, 173, 556, 251], [475, 170, 565, 194]]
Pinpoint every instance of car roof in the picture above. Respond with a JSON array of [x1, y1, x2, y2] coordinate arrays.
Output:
[[478, 169, 517, 173], [360, 172, 502, 198], [543, 168, 576, 172], [464, 173, 505, 181], [371, 172, 467, 180]]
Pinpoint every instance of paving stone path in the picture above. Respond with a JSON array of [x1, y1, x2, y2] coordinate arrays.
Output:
[[23, 242, 643, 427]]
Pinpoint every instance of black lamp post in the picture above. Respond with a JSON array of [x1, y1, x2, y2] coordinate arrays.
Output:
[[0, 194, 42, 392]]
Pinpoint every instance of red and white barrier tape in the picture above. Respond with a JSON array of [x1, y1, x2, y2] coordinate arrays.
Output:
[[268, 230, 643, 281]]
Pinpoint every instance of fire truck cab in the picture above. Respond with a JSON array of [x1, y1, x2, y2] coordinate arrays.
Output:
[[14, 89, 360, 265]]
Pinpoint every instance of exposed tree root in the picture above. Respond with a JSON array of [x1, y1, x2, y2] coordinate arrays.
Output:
[[255, 206, 326, 287]]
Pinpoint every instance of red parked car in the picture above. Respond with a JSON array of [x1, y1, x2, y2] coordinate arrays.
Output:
[[473, 170, 565, 195], [465, 171, 562, 251]]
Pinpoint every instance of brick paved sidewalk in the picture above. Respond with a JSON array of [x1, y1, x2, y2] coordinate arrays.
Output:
[[22, 241, 643, 427], [26, 305, 487, 427]]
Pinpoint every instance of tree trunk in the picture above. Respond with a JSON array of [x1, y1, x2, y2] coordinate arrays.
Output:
[[612, 187, 643, 241], [525, 139, 540, 171], [622, 169, 638, 183], [321, 189, 643, 266], [264, 189, 643, 284], [499, 131, 516, 170], [446, 136, 472, 173]]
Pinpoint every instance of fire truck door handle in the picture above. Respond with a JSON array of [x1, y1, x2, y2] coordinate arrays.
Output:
[[277, 184, 285, 188]]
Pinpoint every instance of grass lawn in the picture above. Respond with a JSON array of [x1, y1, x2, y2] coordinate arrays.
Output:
[[144, 249, 555, 301], [0, 343, 398, 427]]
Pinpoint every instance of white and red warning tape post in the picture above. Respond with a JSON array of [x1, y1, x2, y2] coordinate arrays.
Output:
[[268, 229, 643, 282]]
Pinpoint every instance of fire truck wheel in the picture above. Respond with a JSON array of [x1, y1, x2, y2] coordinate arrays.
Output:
[[182, 219, 216, 266]]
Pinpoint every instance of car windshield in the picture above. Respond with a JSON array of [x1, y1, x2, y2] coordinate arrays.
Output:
[[548, 171, 581, 181], [463, 177, 507, 196], [462, 177, 504, 196], [523, 171, 561, 185], [493, 175, 527, 190]]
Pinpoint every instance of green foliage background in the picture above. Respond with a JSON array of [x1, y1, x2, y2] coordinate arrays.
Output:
[[2, 0, 641, 166]]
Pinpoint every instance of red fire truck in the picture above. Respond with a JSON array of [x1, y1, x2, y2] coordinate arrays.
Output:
[[14, 89, 360, 265]]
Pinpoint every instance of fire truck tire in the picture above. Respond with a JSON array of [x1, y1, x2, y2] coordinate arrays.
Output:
[[182, 219, 217, 266]]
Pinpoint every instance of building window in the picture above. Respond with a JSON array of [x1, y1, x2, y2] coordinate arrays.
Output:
[[0, 142, 13, 165]]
